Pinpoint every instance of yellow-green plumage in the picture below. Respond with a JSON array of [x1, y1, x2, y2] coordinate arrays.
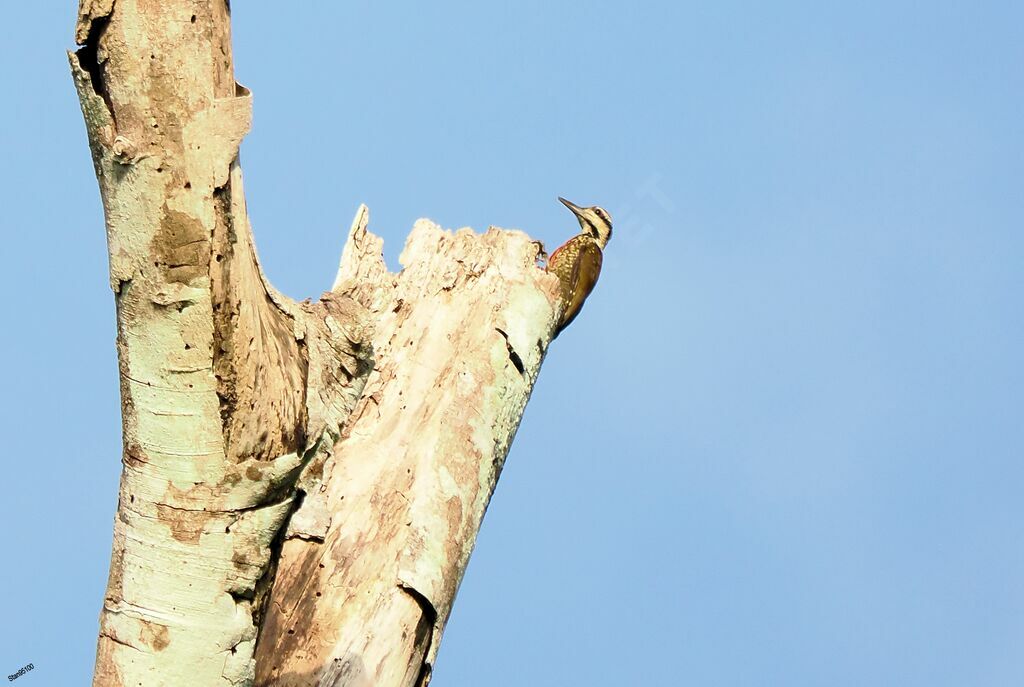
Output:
[[547, 234, 604, 334], [547, 197, 612, 335]]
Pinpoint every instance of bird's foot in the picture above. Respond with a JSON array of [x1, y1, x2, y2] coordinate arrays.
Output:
[[532, 240, 548, 267]]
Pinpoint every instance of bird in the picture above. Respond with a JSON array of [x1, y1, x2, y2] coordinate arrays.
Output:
[[546, 197, 612, 335]]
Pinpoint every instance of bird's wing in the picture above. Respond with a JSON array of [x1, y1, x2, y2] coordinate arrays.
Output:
[[559, 240, 603, 332]]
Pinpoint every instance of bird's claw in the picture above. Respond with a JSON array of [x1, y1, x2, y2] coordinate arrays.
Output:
[[532, 240, 548, 267]]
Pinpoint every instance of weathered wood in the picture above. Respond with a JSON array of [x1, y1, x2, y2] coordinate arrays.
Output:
[[255, 221, 558, 686], [71, 2, 567, 685]]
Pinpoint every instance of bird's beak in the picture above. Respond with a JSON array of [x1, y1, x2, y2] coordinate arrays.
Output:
[[558, 196, 585, 218]]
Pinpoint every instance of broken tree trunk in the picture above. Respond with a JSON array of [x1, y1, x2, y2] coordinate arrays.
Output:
[[70, 2, 567, 686]]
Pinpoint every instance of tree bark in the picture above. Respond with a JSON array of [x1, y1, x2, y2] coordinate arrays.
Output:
[[70, 2, 565, 686]]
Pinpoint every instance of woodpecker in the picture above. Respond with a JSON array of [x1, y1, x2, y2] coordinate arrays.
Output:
[[546, 197, 612, 335]]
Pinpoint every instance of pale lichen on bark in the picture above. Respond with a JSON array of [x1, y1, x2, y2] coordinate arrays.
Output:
[[72, 2, 574, 686]]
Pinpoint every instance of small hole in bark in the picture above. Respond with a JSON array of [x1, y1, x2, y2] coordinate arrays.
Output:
[[156, 167, 163, 173], [129, 495, 134, 503], [496, 328, 526, 375], [190, 14, 197, 23], [315, 592, 321, 597], [184, 343, 191, 350], [319, 563, 325, 569], [184, 181, 191, 189]]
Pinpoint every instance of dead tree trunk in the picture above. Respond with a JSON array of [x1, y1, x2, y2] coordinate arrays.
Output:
[[70, 2, 566, 686]]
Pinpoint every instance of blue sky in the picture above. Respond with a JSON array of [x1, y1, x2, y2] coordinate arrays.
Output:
[[1, 2, 1022, 685]]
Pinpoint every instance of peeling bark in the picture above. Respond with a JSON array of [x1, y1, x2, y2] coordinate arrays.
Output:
[[72, 2, 573, 686]]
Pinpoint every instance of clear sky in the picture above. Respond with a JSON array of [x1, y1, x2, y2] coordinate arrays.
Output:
[[1, 2, 1022, 685]]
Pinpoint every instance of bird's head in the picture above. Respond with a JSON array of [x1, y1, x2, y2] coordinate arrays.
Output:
[[559, 197, 613, 249]]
